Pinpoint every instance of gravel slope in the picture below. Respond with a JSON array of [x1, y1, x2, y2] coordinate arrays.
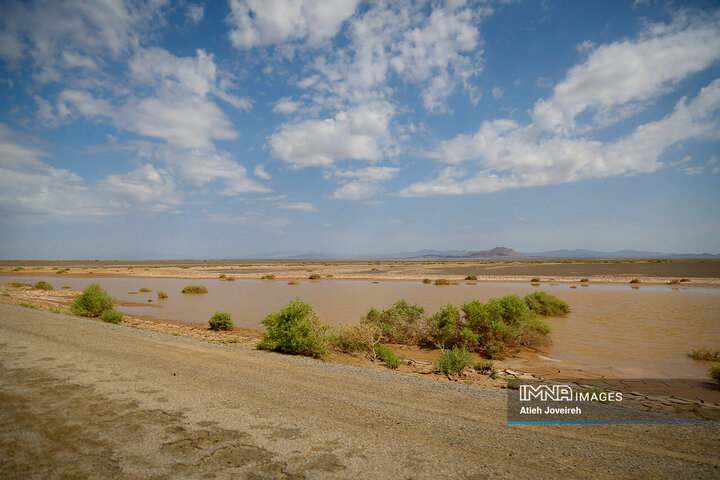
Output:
[[0, 303, 718, 479]]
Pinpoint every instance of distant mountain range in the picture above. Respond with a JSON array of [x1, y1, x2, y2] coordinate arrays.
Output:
[[245, 247, 719, 260]]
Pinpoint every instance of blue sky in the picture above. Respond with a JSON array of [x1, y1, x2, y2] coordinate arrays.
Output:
[[1, 0, 719, 259]]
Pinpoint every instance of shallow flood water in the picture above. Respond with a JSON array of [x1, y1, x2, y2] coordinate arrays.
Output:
[[4, 276, 719, 378]]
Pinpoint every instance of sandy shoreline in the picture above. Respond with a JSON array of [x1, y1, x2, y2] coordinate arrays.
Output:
[[2, 258, 720, 286]]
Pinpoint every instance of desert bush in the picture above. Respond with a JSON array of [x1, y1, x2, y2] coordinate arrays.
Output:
[[261, 274, 276, 280], [630, 278, 641, 284], [33, 280, 53, 290], [101, 309, 123, 324], [139, 288, 151, 292], [422, 278, 432, 284], [709, 363, 720, 383], [434, 278, 450, 285], [157, 290, 168, 299], [524, 291, 570, 316], [482, 339, 504, 359], [361, 299, 429, 344], [687, 348, 720, 362], [308, 273, 321, 280], [434, 347, 473, 375], [465, 275, 477, 280], [530, 277, 541, 283], [506, 376, 523, 390], [257, 299, 328, 358], [374, 344, 401, 369], [9, 281, 30, 287], [330, 323, 382, 358], [219, 273, 227, 279], [19, 302, 37, 309], [72, 283, 115, 317], [430, 304, 478, 350], [182, 285, 207, 294], [12, 267, 24, 271], [475, 360, 494, 374], [580, 278, 589, 282], [209, 311, 234, 331]]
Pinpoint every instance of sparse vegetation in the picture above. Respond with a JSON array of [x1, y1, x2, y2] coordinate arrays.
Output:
[[72, 284, 115, 317], [506, 376, 523, 390], [19, 302, 38, 309], [56, 268, 70, 274], [288, 280, 299, 285], [434, 347, 473, 375], [709, 363, 720, 383], [101, 309, 123, 324], [580, 278, 589, 282], [308, 273, 321, 280], [157, 291, 168, 299], [530, 277, 541, 283], [33, 281, 54, 290], [9, 281, 30, 287], [12, 267, 24, 271], [139, 288, 151, 292], [630, 278, 641, 284], [209, 311, 234, 331], [422, 278, 432, 284], [434, 278, 450, 286], [330, 323, 382, 358], [361, 299, 429, 344], [687, 348, 720, 362], [261, 274, 276, 280], [465, 275, 477, 280], [182, 285, 207, 294], [374, 344, 401, 369], [524, 291, 570, 316], [257, 299, 329, 358]]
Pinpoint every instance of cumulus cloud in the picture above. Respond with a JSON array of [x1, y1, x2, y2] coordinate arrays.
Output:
[[0, 124, 182, 219], [400, 13, 720, 197], [186, 4, 204, 25], [330, 165, 400, 200], [400, 79, 720, 196], [276, 202, 318, 212], [532, 12, 720, 132], [227, 0, 360, 49], [270, 102, 394, 168], [253, 164, 271, 180]]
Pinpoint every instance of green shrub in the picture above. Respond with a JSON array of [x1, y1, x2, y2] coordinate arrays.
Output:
[[374, 344, 401, 369], [630, 278, 641, 284], [422, 278, 432, 284], [530, 277, 541, 283], [330, 323, 382, 357], [33, 280, 54, 291], [434, 278, 450, 285], [580, 278, 589, 282], [506, 376, 523, 390], [687, 348, 720, 362], [12, 267, 24, 271], [101, 309, 123, 324], [209, 311, 234, 331], [709, 363, 720, 383], [257, 299, 328, 358], [182, 285, 207, 294], [361, 299, 429, 344], [139, 288, 151, 292], [434, 347, 473, 375], [261, 274, 276, 280], [72, 284, 115, 317], [430, 304, 478, 350], [19, 302, 37, 309], [465, 275, 477, 280], [157, 290, 168, 299], [524, 291, 570, 316], [475, 360, 494, 374], [9, 281, 30, 287], [483, 339, 504, 359], [308, 273, 321, 280]]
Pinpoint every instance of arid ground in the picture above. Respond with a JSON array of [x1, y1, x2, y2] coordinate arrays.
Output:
[[1, 304, 719, 479]]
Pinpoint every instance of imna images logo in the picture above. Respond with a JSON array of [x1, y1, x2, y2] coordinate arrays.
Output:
[[519, 384, 623, 403]]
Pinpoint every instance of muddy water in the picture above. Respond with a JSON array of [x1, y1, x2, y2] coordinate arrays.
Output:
[[4, 276, 719, 378]]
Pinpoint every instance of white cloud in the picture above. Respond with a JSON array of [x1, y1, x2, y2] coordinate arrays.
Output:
[[101, 164, 182, 211], [276, 202, 318, 212], [0, 0, 164, 83], [253, 164, 271, 180], [684, 166, 704, 175], [227, 0, 360, 49], [400, 79, 720, 196], [532, 12, 720, 132], [272, 97, 302, 115], [491, 86, 503, 100], [270, 102, 394, 168], [330, 165, 400, 200], [187, 4, 204, 25]]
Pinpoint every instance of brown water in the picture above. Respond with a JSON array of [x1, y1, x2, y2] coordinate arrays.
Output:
[[4, 276, 719, 378]]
